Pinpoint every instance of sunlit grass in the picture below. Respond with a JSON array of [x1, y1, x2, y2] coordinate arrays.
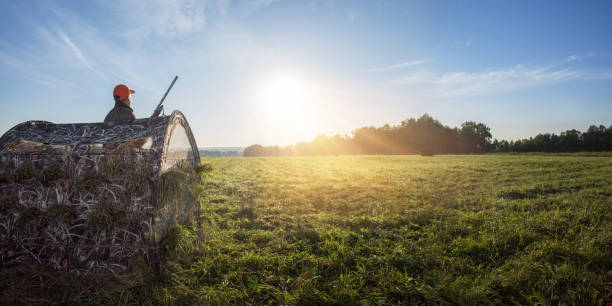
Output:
[[172, 154, 611, 304]]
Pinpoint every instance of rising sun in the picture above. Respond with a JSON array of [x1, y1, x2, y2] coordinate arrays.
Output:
[[254, 72, 322, 143], [258, 74, 308, 118]]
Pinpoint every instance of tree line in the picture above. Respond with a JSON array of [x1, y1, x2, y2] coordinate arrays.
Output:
[[244, 114, 612, 156], [491, 125, 612, 152], [199, 149, 242, 157]]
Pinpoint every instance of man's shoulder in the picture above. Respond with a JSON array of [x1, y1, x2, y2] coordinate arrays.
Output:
[[104, 104, 136, 123]]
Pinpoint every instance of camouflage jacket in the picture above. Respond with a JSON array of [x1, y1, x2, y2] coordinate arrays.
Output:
[[104, 101, 136, 123]]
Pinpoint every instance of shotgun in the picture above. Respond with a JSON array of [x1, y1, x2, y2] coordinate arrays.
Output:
[[151, 75, 178, 117]]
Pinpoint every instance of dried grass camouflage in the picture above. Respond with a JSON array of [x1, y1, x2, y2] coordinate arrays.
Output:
[[0, 110, 201, 274]]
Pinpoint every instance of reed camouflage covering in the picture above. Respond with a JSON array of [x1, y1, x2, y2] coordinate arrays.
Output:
[[0, 110, 201, 273]]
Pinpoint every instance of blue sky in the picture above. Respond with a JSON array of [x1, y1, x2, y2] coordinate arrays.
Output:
[[1, 0, 611, 147]]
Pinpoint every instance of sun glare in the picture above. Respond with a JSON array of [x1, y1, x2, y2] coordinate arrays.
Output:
[[253, 72, 328, 144], [258, 75, 307, 116]]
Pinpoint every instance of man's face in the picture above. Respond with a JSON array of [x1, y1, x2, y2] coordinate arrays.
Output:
[[126, 94, 132, 106]]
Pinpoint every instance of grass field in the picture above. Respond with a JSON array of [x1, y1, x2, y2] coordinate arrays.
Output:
[[141, 153, 611, 305], [6, 154, 612, 304]]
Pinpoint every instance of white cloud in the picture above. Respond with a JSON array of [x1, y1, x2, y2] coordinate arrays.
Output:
[[390, 58, 612, 97], [216, 0, 230, 16], [452, 39, 472, 48], [57, 30, 84, 61], [0, 47, 77, 89], [434, 65, 586, 96], [115, 0, 207, 39], [388, 70, 434, 85], [347, 10, 358, 21], [566, 52, 595, 62], [368, 58, 433, 72], [252, 0, 281, 8], [57, 29, 107, 81]]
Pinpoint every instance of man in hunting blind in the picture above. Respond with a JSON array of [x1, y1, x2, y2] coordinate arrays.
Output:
[[103, 84, 140, 151], [104, 84, 136, 123]]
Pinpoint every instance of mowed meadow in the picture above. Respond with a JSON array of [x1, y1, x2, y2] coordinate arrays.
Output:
[[151, 154, 611, 305], [5, 154, 611, 305]]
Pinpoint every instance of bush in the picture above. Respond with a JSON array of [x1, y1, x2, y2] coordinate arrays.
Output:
[[420, 149, 434, 156]]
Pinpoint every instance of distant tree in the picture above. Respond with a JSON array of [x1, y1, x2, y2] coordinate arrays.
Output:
[[459, 121, 492, 153], [532, 133, 552, 152], [582, 125, 608, 151], [558, 129, 581, 152], [243, 144, 266, 157]]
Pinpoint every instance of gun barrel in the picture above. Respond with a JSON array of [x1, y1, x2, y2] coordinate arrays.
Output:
[[152, 76, 178, 117]]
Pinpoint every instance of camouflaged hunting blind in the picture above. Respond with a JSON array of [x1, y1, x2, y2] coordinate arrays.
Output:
[[0, 110, 200, 273]]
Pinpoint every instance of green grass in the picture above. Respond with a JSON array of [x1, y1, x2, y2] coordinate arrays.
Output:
[[7, 154, 612, 304], [159, 154, 612, 305]]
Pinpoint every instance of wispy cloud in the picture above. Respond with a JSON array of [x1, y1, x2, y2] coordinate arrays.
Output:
[[9, 0, 280, 96], [452, 39, 472, 48], [434, 64, 586, 97], [57, 30, 84, 61], [388, 70, 435, 85], [0, 47, 77, 89], [390, 57, 612, 97], [347, 10, 358, 21], [566, 52, 596, 62], [116, 0, 207, 39], [216, 0, 230, 16], [252, 0, 281, 8], [368, 58, 433, 72], [57, 29, 107, 81]]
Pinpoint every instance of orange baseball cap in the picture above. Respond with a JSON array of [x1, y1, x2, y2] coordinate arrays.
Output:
[[113, 84, 135, 101]]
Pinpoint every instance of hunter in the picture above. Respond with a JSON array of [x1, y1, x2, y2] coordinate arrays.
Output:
[[104, 84, 136, 123]]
